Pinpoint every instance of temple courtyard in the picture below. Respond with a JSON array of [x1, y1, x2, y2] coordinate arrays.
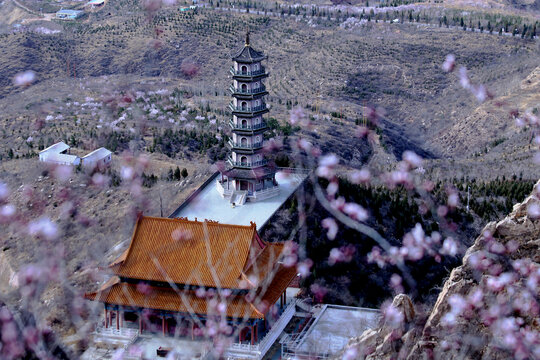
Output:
[[170, 171, 308, 230]]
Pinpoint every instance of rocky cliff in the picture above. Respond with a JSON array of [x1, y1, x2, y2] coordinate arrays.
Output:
[[340, 180, 540, 359]]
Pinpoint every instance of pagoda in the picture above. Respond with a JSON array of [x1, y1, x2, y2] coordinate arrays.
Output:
[[216, 31, 279, 204], [85, 217, 297, 344]]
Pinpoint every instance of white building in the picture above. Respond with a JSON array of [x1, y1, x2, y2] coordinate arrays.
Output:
[[81, 147, 112, 169], [39, 142, 112, 169], [39, 142, 81, 166]]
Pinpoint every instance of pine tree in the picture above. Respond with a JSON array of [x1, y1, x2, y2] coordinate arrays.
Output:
[[181, 168, 188, 178]]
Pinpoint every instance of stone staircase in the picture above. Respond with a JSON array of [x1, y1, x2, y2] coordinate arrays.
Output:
[[230, 190, 248, 206]]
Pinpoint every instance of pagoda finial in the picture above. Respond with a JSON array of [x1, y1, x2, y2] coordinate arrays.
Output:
[[245, 28, 250, 46]]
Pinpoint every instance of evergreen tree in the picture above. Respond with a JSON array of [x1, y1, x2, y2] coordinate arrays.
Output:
[[181, 168, 188, 178]]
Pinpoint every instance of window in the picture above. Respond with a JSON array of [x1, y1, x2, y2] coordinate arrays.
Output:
[[241, 65, 247, 74]]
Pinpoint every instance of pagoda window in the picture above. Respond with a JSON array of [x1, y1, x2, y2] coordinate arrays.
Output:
[[241, 65, 248, 74], [241, 83, 247, 92], [241, 101, 247, 110], [241, 119, 248, 128], [241, 137, 248, 146], [255, 100, 260, 106], [240, 156, 247, 164]]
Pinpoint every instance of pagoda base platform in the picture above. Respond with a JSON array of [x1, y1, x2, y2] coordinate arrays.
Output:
[[216, 179, 280, 203], [170, 170, 309, 230]]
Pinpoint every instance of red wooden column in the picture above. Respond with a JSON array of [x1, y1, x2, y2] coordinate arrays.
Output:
[[139, 314, 143, 334], [116, 310, 120, 330], [254, 323, 258, 343], [251, 325, 254, 345], [104, 308, 108, 328], [191, 321, 194, 340], [162, 317, 166, 336], [238, 327, 242, 343]]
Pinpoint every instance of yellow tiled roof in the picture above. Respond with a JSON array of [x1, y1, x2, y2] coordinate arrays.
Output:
[[113, 217, 263, 289], [86, 264, 298, 319]]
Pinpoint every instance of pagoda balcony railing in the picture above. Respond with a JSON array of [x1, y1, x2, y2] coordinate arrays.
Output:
[[230, 66, 266, 77], [228, 140, 263, 150], [228, 157, 268, 168], [229, 102, 267, 113], [229, 85, 267, 95], [229, 120, 268, 131]]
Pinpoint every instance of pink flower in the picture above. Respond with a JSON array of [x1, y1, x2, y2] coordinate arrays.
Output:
[[527, 202, 540, 219], [343, 203, 368, 221], [447, 193, 459, 208], [91, 173, 109, 187], [298, 138, 313, 152], [310, 283, 327, 303], [0, 204, 16, 221], [327, 181, 339, 196], [440, 237, 458, 256], [459, 66, 470, 89], [349, 168, 370, 184], [322, 217, 338, 240], [319, 153, 339, 167], [382, 303, 404, 328], [342, 347, 359, 360], [290, 106, 306, 125], [442, 54, 456, 72], [28, 217, 58, 241], [53, 165, 72, 183], [136, 282, 152, 295], [0, 183, 9, 202], [13, 70, 36, 87], [403, 150, 423, 168], [317, 153, 340, 179], [121, 166, 134, 180], [297, 259, 313, 278]]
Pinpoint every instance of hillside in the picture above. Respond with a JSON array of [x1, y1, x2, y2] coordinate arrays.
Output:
[[338, 179, 540, 359]]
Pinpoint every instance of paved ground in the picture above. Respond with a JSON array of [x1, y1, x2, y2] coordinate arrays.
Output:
[[134, 335, 211, 359], [171, 171, 307, 230], [294, 305, 380, 356]]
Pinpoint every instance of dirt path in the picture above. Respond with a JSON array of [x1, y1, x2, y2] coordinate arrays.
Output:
[[11, 0, 36, 15]]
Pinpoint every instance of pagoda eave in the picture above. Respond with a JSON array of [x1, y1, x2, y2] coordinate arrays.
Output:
[[231, 109, 269, 116], [232, 56, 268, 64], [229, 127, 268, 135], [230, 72, 269, 81], [228, 147, 263, 154], [229, 91, 269, 99]]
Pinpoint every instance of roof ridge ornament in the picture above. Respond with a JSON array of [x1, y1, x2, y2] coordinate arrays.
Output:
[[245, 27, 250, 46]]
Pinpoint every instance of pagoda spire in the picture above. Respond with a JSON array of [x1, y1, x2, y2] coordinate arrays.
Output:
[[245, 28, 250, 46]]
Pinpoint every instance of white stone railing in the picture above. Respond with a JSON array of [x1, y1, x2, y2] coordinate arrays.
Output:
[[258, 298, 297, 356], [216, 180, 233, 197], [251, 186, 280, 201], [225, 299, 298, 359]]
